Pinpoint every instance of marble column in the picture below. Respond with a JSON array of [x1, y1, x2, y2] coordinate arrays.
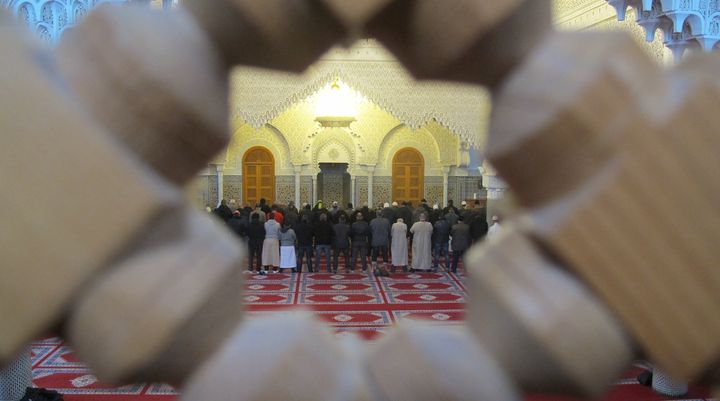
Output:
[[367, 165, 375, 207], [442, 166, 450, 208], [215, 164, 224, 207], [294, 166, 302, 208], [311, 175, 318, 205], [350, 176, 357, 208]]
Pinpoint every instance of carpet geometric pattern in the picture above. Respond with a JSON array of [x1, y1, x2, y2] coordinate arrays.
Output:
[[28, 263, 714, 401]]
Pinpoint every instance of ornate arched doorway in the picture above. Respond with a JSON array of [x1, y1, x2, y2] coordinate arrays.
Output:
[[242, 146, 275, 206], [392, 148, 424, 205]]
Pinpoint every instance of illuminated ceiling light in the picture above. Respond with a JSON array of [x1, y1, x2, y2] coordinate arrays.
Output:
[[314, 79, 358, 128]]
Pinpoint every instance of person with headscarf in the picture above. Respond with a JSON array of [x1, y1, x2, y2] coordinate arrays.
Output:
[[278, 222, 297, 273], [261, 212, 281, 274]]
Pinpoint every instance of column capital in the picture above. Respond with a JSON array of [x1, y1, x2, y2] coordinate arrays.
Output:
[[213, 163, 225, 173], [293, 165, 303, 175], [441, 166, 451, 175]]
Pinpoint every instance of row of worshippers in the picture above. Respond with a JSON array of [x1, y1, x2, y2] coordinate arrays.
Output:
[[215, 197, 492, 239], [214, 198, 501, 275]]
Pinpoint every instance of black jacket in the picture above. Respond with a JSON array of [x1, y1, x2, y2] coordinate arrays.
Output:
[[226, 216, 246, 238], [332, 223, 351, 248], [313, 221, 334, 245], [295, 221, 314, 246], [450, 222, 471, 252], [246, 220, 266, 245], [433, 219, 451, 244], [350, 220, 371, 245]]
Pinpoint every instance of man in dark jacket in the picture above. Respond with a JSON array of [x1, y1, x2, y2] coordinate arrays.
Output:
[[369, 211, 391, 276], [332, 215, 351, 274], [213, 199, 233, 222], [381, 202, 396, 224], [443, 199, 460, 216], [295, 216, 314, 272], [349, 213, 371, 273], [398, 202, 413, 235], [246, 213, 266, 274], [299, 203, 314, 225], [313, 213, 334, 273], [450, 216, 471, 274], [284, 203, 299, 228], [444, 208, 459, 228], [432, 216, 451, 273], [470, 208, 489, 244], [227, 210, 247, 241]]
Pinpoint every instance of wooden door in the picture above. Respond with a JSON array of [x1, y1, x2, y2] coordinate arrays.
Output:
[[242, 147, 274, 206], [392, 148, 424, 205]]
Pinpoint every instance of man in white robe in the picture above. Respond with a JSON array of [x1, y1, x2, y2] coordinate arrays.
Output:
[[487, 215, 503, 240], [409, 213, 433, 271], [391, 218, 408, 273]]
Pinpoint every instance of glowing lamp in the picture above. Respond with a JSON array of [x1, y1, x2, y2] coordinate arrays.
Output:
[[314, 79, 358, 128]]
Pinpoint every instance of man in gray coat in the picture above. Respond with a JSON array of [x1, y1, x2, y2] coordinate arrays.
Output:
[[370, 211, 391, 276]]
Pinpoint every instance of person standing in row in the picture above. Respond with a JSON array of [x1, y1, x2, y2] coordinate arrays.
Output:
[[450, 216, 471, 274], [314, 213, 334, 273], [488, 215, 503, 239], [370, 211, 391, 276], [246, 213, 265, 274], [278, 223, 297, 273], [261, 212, 281, 274], [410, 213, 433, 272], [332, 215, 351, 274], [432, 215, 451, 273], [350, 213, 371, 273], [391, 217, 408, 273], [295, 216, 314, 273]]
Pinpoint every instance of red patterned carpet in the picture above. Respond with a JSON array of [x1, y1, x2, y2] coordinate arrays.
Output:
[[29, 268, 713, 401]]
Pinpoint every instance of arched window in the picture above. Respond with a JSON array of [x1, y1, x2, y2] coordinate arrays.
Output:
[[392, 148, 424, 206], [242, 147, 275, 207]]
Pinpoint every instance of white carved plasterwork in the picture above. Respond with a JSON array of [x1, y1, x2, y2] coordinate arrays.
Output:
[[1, 0, 128, 42], [310, 129, 357, 168], [604, 0, 720, 58], [230, 39, 489, 147]]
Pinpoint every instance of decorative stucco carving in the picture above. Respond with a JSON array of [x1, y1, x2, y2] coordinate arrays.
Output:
[[230, 40, 489, 147], [312, 132, 356, 167]]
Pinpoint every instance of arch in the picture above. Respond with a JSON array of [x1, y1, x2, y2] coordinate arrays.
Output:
[[310, 129, 357, 167], [226, 123, 291, 172], [392, 147, 425, 206], [376, 124, 442, 174], [242, 146, 275, 207]]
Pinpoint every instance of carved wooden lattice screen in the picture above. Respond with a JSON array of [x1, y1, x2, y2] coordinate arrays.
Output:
[[242, 146, 275, 206], [392, 148, 424, 206]]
